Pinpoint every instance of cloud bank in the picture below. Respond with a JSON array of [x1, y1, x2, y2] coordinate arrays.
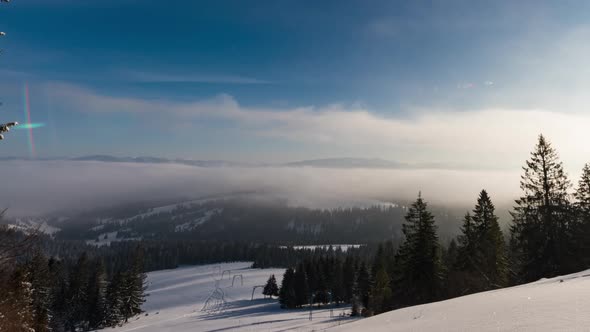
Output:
[[0, 160, 523, 216], [44, 82, 590, 170]]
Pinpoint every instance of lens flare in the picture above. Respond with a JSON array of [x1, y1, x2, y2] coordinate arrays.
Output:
[[14, 123, 45, 129], [23, 84, 36, 158]]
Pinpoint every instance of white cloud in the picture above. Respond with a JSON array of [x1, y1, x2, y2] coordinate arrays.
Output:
[[43, 82, 590, 170], [0, 160, 521, 216]]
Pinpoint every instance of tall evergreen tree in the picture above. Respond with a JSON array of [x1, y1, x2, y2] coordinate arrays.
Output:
[[368, 267, 392, 315], [0, 267, 35, 332], [26, 251, 51, 332], [342, 256, 356, 304], [455, 213, 476, 272], [510, 135, 573, 281], [66, 252, 91, 331], [278, 268, 296, 309], [106, 270, 125, 327], [48, 257, 68, 332], [293, 263, 309, 307], [354, 262, 371, 309], [120, 249, 147, 322], [573, 163, 590, 268], [471, 190, 508, 289], [393, 193, 442, 306], [263, 274, 279, 298], [87, 259, 109, 329]]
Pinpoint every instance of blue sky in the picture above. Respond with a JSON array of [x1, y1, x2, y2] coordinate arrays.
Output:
[[2, 0, 590, 167]]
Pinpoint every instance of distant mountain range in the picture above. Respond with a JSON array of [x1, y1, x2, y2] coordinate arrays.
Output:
[[0, 155, 465, 170]]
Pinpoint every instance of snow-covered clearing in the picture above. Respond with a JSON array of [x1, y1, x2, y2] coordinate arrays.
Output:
[[86, 231, 141, 247], [332, 269, 590, 332], [279, 245, 363, 252], [106, 262, 357, 332]]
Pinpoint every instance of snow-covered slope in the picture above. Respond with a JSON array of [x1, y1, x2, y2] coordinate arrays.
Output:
[[331, 270, 590, 332], [6, 218, 61, 236], [107, 262, 357, 332]]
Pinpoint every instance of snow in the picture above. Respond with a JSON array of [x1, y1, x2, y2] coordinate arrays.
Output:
[[103, 262, 590, 331], [174, 208, 223, 232], [86, 231, 141, 247], [279, 244, 363, 252], [106, 262, 358, 332], [8, 218, 61, 236], [331, 270, 590, 332]]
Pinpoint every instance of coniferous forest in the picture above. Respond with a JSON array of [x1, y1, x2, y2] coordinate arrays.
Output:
[[2, 134, 590, 329], [275, 135, 590, 316]]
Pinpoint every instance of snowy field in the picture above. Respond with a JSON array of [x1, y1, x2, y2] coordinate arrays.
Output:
[[106, 262, 590, 332], [106, 262, 357, 332], [278, 245, 363, 252], [332, 269, 590, 332]]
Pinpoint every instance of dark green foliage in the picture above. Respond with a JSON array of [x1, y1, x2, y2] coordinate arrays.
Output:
[[510, 135, 574, 282], [472, 190, 508, 289], [25, 252, 52, 332], [294, 263, 310, 307], [354, 262, 371, 309], [263, 274, 279, 298], [106, 270, 125, 326], [0, 247, 147, 332], [573, 164, 590, 268], [278, 268, 297, 309], [120, 248, 148, 322], [393, 193, 442, 306], [87, 259, 109, 328], [450, 191, 508, 296], [0, 267, 35, 332]]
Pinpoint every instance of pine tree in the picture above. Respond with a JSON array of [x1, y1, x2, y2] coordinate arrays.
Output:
[[106, 270, 125, 327], [121, 249, 147, 322], [510, 135, 573, 281], [471, 190, 508, 289], [331, 260, 345, 305], [573, 163, 590, 268], [278, 268, 297, 309], [26, 251, 51, 332], [293, 263, 309, 307], [47, 257, 68, 332], [342, 256, 355, 303], [393, 193, 442, 306], [455, 213, 476, 272], [0, 267, 35, 332], [87, 259, 109, 329], [354, 262, 371, 309], [66, 252, 91, 331], [368, 267, 392, 315], [263, 274, 279, 298]]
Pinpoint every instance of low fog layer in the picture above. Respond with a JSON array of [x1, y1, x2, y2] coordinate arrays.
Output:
[[0, 161, 523, 216]]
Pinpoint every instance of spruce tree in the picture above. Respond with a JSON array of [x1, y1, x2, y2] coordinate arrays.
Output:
[[25, 251, 51, 332], [48, 257, 68, 332], [278, 268, 296, 309], [455, 213, 476, 272], [342, 256, 355, 303], [106, 270, 125, 326], [0, 267, 35, 332], [263, 274, 279, 298], [66, 252, 91, 330], [393, 193, 442, 306], [510, 135, 572, 281], [368, 267, 392, 315], [354, 262, 371, 309], [87, 259, 109, 329], [121, 249, 147, 322], [573, 163, 590, 268], [471, 190, 508, 289], [293, 263, 309, 307]]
